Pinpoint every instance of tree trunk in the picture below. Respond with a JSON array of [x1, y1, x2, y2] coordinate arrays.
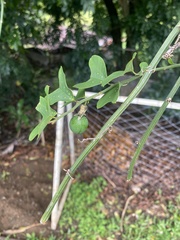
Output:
[[119, 0, 129, 17], [103, 0, 121, 46]]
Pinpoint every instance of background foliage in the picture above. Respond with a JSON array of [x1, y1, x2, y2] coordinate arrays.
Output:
[[0, 0, 180, 135]]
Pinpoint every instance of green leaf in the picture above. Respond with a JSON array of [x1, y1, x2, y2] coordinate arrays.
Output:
[[75, 89, 85, 100], [44, 85, 50, 95], [74, 54, 137, 89], [36, 96, 56, 117], [29, 120, 47, 141], [124, 52, 137, 73], [102, 53, 137, 86], [74, 55, 107, 89], [48, 88, 74, 105], [102, 71, 125, 87], [58, 67, 71, 92], [89, 55, 107, 80], [48, 67, 74, 105], [74, 78, 102, 89], [29, 96, 57, 141], [168, 58, 174, 65], [139, 62, 149, 72], [97, 83, 121, 109], [29, 67, 74, 141]]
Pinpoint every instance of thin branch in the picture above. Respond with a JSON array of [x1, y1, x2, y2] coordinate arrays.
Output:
[[120, 194, 136, 233], [0, 0, 4, 37], [127, 76, 180, 180]]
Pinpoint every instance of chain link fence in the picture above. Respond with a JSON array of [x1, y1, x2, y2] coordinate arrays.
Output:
[[72, 97, 180, 199]]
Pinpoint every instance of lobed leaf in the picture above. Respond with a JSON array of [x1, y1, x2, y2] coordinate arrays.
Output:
[[45, 68, 74, 105], [29, 96, 57, 141], [29, 67, 75, 141], [74, 55, 107, 89], [74, 54, 138, 89], [102, 53, 138, 86]]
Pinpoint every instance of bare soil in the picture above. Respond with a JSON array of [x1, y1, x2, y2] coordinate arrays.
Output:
[[0, 141, 62, 239]]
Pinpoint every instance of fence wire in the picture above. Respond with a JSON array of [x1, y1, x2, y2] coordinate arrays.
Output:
[[74, 101, 180, 197]]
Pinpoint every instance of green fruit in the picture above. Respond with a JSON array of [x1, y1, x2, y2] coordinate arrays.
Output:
[[69, 115, 88, 134]]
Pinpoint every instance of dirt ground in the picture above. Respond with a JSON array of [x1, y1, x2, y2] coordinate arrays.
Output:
[[0, 125, 179, 240], [0, 141, 59, 239]]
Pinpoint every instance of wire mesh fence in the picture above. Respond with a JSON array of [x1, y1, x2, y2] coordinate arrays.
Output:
[[73, 100, 180, 198]]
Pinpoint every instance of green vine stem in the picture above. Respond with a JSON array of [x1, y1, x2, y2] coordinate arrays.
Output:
[[40, 21, 180, 224], [127, 75, 180, 180], [51, 75, 140, 124], [0, 0, 4, 37], [155, 63, 180, 72]]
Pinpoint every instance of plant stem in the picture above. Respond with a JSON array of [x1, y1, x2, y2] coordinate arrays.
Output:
[[52, 84, 114, 123], [127, 76, 180, 180], [53, 75, 140, 123], [0, 0, 4, 37], [155, 63, 180, 72], [40, 21, 180, 224]]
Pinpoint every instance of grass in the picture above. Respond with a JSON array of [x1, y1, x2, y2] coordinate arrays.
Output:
[[24, 177, 180, 240], [26, 233, 57, 240], [122, 199, 180, 240], [58, 176, 119, 240]]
